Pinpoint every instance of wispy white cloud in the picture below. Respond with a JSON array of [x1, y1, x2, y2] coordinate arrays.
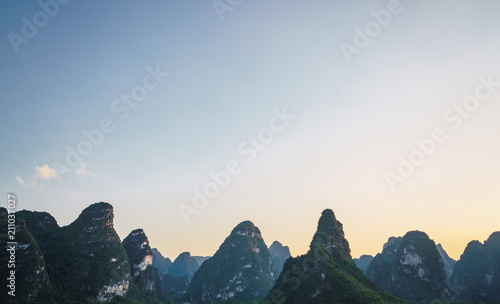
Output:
[[75, 162, 95, 176], [35, 164, 57, 180], [16, 176, 26, 186]]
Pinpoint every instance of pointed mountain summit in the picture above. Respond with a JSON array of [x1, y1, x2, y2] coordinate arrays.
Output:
[[262, 209, 406, 304], [269, 241, 292, 275], [185, 220, 277, 304], [57, 202, 132, 302], [122, 229, 162, 298], [310, 209, 351, 259], [366, 231, 454, 303], [1, 202, 173, 303], [1, 203, 133, 303]]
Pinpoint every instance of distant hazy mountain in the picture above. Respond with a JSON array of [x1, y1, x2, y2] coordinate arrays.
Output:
[[151, 248, 172, 275], [269, 240, 292, 275], [169, 251, 200, 280], [156, 251, 200, 300], [192, 255, 210, 267], [185, 220, 277, 304], [450, 231, 500, 302], [436, 243, 456, 279], [261, 209, 406, 304], [353, 254, 374, 274], [122, 229, 162, 298], [366, 231, 454, 303]]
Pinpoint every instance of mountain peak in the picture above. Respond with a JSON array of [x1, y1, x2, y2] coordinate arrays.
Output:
[[367, 230, 453, 302], [262, 209, 405, 304], [316, 209, 338, 234], [185, 220, 276, 303], [436, 243, 445, 252], [230, 220, 262, 238], [75, 202, 114, 228], [270, 240, 283, 247], [269, 241, 290, 253], [354, 255, 374, 274], [485, 231, 500, 261], [403, 230, 428, 239], [84, 201, 113, 212], [488, 231, 500, 239], [310, 209, 350, 259], [16, 210, 60, 238], [122, 228, 161, 297], [269, 240, 292, 275], [169, 251, 199, 279], [128, 228, 146, 237], [151, 248, 171, 275], [384, 236, 403, 250]]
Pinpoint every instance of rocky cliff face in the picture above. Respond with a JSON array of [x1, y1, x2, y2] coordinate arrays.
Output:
[[0, 208, 52, 303], [269, 240, 292, 275], [436, 243, 456, 279], [12, 219, 51, 301], [185, 220, 277, 304], [59, 202, 131, 302], [366, 231, 454, 303], [450, 232, 500, 302], [123, 229, 162, 298], [365, 237, 402, 289], [0, 202, 170, 303], [262, 209, 406, 304], [150, 248, 191, 300], [161, 273, 191, 300]]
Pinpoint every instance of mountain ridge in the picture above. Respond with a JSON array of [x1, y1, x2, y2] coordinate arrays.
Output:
[[261, 209, 407, 304], [185, 220, 277, 304], [2, 202, 499, 304]]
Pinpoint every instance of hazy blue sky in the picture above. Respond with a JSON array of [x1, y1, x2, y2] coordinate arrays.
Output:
[[1, 0, 500, 260]]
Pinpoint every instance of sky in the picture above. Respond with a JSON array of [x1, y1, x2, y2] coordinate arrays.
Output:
[[1, 0, 500, 261]]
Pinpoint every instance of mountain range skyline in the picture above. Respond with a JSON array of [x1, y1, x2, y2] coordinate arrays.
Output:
[[10, 200, 485, 262], [5, 202, 497, 303], [2, 0, 500, 276]]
